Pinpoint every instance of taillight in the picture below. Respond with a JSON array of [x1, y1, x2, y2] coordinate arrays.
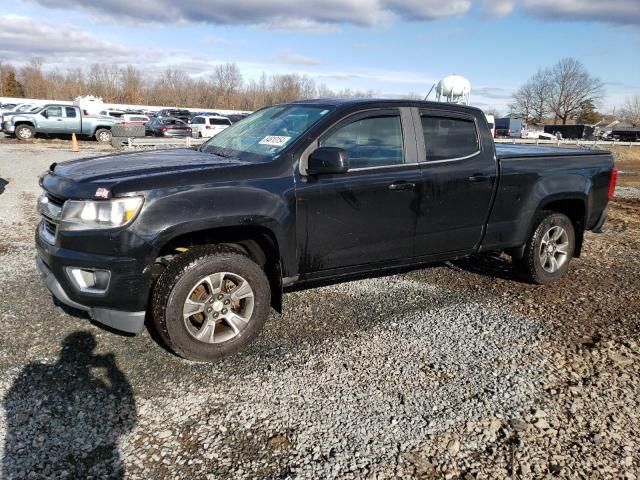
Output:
[[160, 126, 168, 131], [206, 125, 213, 129], [608, 167, 618, 201]]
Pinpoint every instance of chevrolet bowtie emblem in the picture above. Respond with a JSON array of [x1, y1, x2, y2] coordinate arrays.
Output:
[[95, 188, 110, 199]]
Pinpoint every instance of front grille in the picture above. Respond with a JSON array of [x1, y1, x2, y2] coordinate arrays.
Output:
[[44, 219, 57, 236], [39, 191, 66, 244], [46, 193, 66, 209]]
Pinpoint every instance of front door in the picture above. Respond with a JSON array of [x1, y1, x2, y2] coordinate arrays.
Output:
[[39, 106, 65, 133], [296, 108, 422, 273]]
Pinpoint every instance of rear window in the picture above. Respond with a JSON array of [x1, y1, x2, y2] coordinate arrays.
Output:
[[421, 115, 480, 162], [192, 117, 205, 124], [495, 119, 510, 129], [209, 118, 231, 126], [65, 107, 77, 118]]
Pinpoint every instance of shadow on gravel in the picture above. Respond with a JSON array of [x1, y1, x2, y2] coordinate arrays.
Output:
[[2, 332, 136, 479], [450, 253, 528, 283], [0, 178, 7, 195]]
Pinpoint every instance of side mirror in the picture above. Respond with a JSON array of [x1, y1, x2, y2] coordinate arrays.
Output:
[[41, 110, 48, 118], [307, 147, 349, 175]]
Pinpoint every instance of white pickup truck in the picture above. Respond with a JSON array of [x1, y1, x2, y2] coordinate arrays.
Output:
[[2, 104, 117, 142]]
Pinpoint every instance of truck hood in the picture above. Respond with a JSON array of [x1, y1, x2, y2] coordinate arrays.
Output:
[[44, 148, 252, 198], [52, 148, 249, 182]]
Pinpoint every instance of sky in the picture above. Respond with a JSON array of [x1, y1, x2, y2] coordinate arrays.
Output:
[[0, 0, 639, 113]]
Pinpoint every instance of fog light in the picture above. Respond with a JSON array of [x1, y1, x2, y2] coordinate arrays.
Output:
[[66, 267, 111, 294]]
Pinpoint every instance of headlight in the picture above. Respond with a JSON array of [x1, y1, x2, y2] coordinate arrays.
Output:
[[60, 197, 144, 230]]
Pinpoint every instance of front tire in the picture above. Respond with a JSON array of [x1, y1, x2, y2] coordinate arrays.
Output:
[[15, 125, 34, 141], [151, 245, 271, 362], [516, 211, 575, 284]]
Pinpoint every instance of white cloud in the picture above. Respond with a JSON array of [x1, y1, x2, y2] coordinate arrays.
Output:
[[482, 0, 514, 18], [272, 50, 322, 66], [24, 0, 473, 29], [0, 14, 131, 61], [520, 0, 640, 26]]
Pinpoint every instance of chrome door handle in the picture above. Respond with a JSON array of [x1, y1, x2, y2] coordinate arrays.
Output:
[[468, 175, 490, 183], [388, 182, 415, 191]]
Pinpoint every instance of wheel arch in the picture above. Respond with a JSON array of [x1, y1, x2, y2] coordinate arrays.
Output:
[[154, 225, 284, 312], [536, 195, 586, 257]]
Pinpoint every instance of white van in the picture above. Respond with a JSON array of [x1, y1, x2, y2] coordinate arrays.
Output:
[[190, 115, 232, 138]]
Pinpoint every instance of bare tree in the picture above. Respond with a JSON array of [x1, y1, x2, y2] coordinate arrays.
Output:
[[510, 83, 534, 121], [20, 58, 49, 98], [211, 63, 243, 109], [511, 68, 552, 124], [620, 95, 640, 126], [547, 58, 604, 125]]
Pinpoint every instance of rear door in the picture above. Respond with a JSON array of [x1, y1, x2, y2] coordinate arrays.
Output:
[[295, 107, 422, 272], [413, 108, 497, 256], [62, 107, 81, 133]]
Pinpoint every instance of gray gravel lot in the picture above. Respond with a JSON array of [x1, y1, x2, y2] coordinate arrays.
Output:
[[0, 142, 638, 479]]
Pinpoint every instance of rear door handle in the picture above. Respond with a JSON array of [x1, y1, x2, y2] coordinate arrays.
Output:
[[388, 182, 415, 191], [468, 175, 491, 183]]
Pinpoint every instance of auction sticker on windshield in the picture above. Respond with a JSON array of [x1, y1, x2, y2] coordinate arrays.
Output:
[[259, 136, 291, 147]]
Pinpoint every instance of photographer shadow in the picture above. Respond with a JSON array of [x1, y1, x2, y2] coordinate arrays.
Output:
[[3, 332, 136, 479]]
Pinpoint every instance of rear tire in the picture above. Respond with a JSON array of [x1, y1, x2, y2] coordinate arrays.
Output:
[[515, 211, 575, 284], [95, 128, 112, 143], [151, 245, 271, 362]]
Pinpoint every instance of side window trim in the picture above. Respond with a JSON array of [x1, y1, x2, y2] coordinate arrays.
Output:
[[300, 107, 416, 174], [415, 108, 482, 164]]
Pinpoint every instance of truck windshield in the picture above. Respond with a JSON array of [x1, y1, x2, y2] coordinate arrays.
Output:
[[200, 105, 332, 159]]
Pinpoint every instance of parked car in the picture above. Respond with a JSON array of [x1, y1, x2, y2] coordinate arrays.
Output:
[[35, 99, 616, 361], [0, 103, 40, 124], [98, 109, 126, 119], [3, 104, 117, 142], [227, 113, 250, 123], [156, 109, 191, 123], [189, 115, 232, 138], [495, 117, 525, 138], [522, 129, 556, 140], [145, 117, 192, 137], [120, 114, 150, 126]]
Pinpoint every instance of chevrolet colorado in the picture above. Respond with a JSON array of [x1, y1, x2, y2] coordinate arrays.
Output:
[[36, 99, 617, 361]]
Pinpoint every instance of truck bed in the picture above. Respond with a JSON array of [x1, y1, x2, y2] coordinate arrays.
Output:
[[495, 144, 611, 159]]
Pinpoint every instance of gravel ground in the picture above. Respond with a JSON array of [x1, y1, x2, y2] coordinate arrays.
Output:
[[0, 141, 638, 479]]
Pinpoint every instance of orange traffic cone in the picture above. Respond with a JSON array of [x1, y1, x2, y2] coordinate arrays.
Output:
[[71, 132, 79, 153]]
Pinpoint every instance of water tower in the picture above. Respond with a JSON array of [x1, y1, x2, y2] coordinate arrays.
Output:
[[434, 75, 471, 105]]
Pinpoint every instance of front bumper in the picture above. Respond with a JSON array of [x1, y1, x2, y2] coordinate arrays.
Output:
[[2, 122, 15, 133], [37, 255, 146, 333]]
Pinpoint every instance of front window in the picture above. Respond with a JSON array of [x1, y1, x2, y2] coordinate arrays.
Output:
[[200, 105, 332, 159], [46, 107, 63, 117], [321, 114, 404, 169]]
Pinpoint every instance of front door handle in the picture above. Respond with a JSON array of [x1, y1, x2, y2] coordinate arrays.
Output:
[[468, 175, 491, 183], [389, 182, 415, 191]]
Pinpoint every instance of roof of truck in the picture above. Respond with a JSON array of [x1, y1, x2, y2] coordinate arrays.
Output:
[[288, 98, 485, 114]]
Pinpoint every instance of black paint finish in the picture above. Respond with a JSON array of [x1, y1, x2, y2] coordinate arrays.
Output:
[[35, 99, 615, 316]]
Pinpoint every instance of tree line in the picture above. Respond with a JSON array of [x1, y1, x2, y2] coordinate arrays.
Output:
[[0, 59, 380, 111], [510, 57, 606, 125]]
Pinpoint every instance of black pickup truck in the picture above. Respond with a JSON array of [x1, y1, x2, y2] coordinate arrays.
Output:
[[36, 99, 617, 361]]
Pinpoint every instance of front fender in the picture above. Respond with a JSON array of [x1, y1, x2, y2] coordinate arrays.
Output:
[[133, 184, 296, 274]]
